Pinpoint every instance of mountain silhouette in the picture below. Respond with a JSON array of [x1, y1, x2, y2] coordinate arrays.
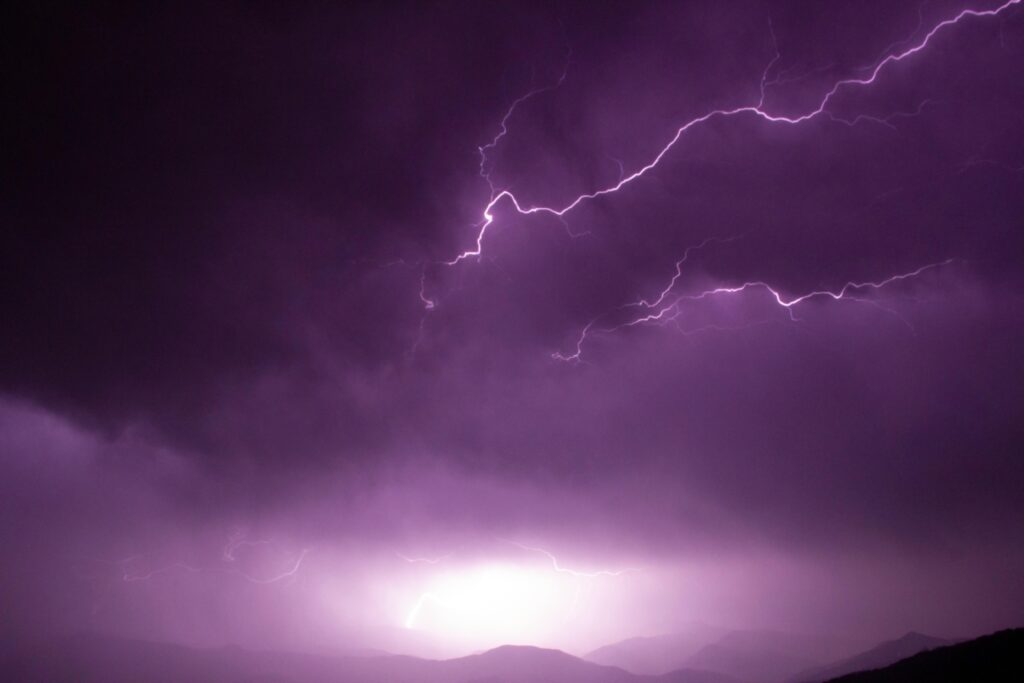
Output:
[[791, 631, 951, 683], [584, 623, 729, 674], [586, 627, 860, 679], [0, 634, 742, 683], [5, 629, 1019, 682], [677, 629, 864, 683], [820, 628, 1022, 682], [683, 641, 814, 683]]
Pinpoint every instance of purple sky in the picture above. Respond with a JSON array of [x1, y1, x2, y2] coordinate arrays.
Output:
[[3, 0, 1023, 657]]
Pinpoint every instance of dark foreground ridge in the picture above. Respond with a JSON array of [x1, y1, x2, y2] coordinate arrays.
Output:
[[824, 628, 1023, 683], [792, 631, 952, 683]]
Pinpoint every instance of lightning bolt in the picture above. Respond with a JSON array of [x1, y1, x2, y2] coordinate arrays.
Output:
[[827, 98, 938, 131], [403, 591, 456, 629], [396, 551, 452, 564], [555, 256, 956, 362], [478, 57, 571, 194], [222, 527, 274, 562], [447, 1, 1022, 262], [224, 547, 310, 585], [120, 557, 201, 583], [504, 540, 638, 578], [415, 0, 1020, 355], [81, 533, 311, 586]]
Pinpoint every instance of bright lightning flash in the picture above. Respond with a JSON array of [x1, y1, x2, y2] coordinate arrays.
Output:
[[400, 544, 634, 651], [412, 0, 1021, 359], [403, 564, 565, 639]]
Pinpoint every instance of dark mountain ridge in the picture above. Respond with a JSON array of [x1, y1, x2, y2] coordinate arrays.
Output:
[[824, 628, 1022, 682], [792, 631, 951, 683], [586, 627, 863, 681]]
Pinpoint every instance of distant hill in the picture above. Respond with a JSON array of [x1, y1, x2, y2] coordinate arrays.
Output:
[[824, 628, 1023, 682], [677, 629, 864, 683], [10, 629, 1018, 683], [584, 623, 729, 674], [586, 627, 860, 680], [0, 634, 742, 683], [684, 641, 815, 683], [791, 632, 951, 683]]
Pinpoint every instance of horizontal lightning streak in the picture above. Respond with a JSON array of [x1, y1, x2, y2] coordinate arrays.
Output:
[[396, 551, 452, 564], [90, 534, 312, 586], [122, 561, 200, 583], [505, 540, 637, 578], [555, 258, 956, 362], [224, 548, 310, 585]]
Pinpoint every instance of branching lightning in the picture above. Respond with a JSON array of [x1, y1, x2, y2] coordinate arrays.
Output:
[[415, 0, 1020, 358], [82, 532, 311, 587], [477, 59, 571, 194], [554, 256, 957, 362], [222, 527, 273, 562], [457, 0, 1019, 236]]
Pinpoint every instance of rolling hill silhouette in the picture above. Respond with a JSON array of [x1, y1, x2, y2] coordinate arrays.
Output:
[[822, 628, 1023, 682], [2, 628, 1020, 682], [584, 623, 729, 675], [587, 628, 862, 681], [791, 632, 951, 683], [0, 634, 741, 683]]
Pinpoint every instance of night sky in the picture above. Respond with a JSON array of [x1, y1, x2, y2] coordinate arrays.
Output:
[[3, 0, 1023, 659]]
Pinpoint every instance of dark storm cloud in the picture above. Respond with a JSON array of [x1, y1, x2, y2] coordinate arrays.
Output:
[[2, 0, 1023, 648], [2, 0, 566, 449]]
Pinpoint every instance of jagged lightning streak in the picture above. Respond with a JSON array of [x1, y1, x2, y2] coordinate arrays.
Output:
[[396, 551, 452, 564], [404, 592, 452, 629], [632, 235, 742, 310], [557, 258, 956, 362], [222, 528, 274, 562], [553, 235, 740, 362], [224, 547, 310, 585], [83, 533, 311, 587], [412, 60, 572, 319], [478, 59, 571, 193], [457, 1, 1020, 254], [500, 538, 639, 578], [636, 259, 955, 323], [827, 98, 938, 131], [219, 530, 310, 584], [121, 558, 201, 583], [426, 0, 1019, 327]]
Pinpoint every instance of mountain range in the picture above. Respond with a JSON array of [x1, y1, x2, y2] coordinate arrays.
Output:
[[1, 628, 1020, 682], [0, 635, 741, 683], [827, 628, 1021, 682], [789, 631, 951, 683], [586, 627, 865, 681]]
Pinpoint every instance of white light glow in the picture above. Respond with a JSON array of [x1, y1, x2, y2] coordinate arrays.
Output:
[[402, 563, 573, 647]]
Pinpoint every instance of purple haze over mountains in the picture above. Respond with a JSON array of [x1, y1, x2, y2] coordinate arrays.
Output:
[[2, 0, 1023, 665]]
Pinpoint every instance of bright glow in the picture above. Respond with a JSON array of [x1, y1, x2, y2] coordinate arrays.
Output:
[[402, 563, 582, 648]]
